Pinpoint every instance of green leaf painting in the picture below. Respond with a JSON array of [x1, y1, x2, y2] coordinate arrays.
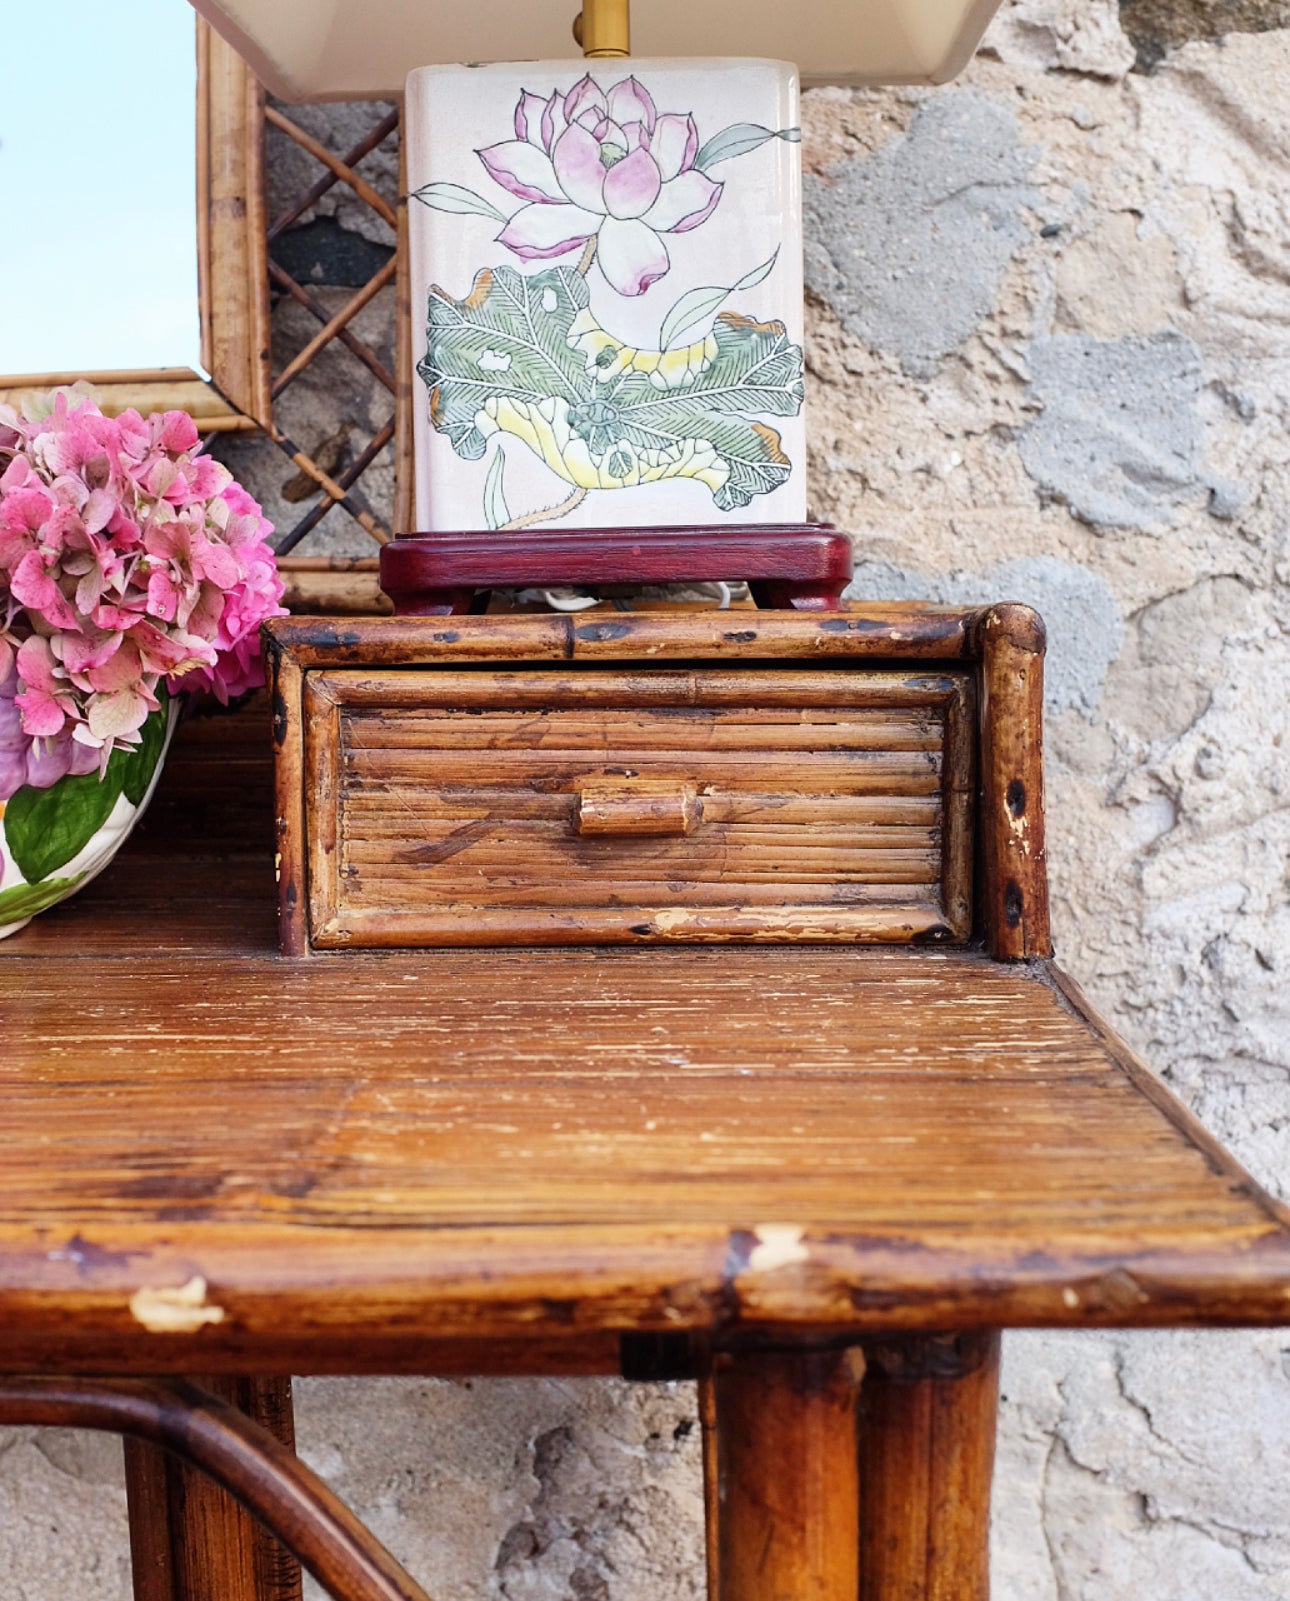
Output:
[[694, 123, 801, 172], [122, 704, 170, 806], [419, 266, 804, 513], [0, 874, 85, 927], [4, 705, 168, 883], [658, 250, 780, 353], [482, 448, 512, 530], [410, 182, 509, 223]]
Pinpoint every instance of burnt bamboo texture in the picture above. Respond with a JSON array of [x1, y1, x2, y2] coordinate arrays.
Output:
[[301, 667, 974, 948], [4, 675, 1290, 1375], [5, 617, 1290, 1600], [711, 1348, 863, 1601], [197, 20, 272, 427], [266, 608, 1027, 955], [857, 1333, 1001, 1601], [125, 1376, 301, 1601]]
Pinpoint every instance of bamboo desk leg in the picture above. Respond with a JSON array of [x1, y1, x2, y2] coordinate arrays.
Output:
[[707, 1333, 1000, 1601], [111, 1336, 997, 1601], [124, 1375, 302, 1601]]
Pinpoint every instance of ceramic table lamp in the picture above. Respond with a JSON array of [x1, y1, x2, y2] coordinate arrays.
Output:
[[404, 50, 805, 532], [192, 0, 1004, 578]]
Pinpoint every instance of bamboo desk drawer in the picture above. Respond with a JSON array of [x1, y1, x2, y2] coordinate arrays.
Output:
[[266, 607, 1047, 958]]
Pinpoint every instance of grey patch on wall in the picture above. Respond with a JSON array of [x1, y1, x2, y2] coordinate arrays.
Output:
[[845, 555, 1124, 715], [803, 90, 1040, 379], [1018, 331, 1205, 530], [1118, 0, 1290, 71]]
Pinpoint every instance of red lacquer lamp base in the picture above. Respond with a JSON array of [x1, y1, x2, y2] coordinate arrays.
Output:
[[379, 525, 853, 615]]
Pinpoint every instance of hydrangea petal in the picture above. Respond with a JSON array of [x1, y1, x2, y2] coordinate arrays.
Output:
[[477, 139, 564, 204], [644, 168, 724, 234], [602, 146, 662, 220], [596, 217, 670, 297]]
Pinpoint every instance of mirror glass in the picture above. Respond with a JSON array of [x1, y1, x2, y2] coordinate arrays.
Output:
[[0, 0, 202, 376]]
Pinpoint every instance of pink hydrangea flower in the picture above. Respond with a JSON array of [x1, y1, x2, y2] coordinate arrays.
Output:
[[0, 656, 98, 804], [0, 389, 286, 800], [481, 75, 723, 297]]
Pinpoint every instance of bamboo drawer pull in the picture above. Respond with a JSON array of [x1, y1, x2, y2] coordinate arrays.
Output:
[[575, 781, 703, 837]]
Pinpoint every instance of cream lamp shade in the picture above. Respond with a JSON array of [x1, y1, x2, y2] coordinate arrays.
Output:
[[189, 0, 1004, 101], [191, 0, 1006, 536]]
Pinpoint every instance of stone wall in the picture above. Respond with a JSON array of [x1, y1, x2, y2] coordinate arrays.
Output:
[[3, 2, 1288, 1595]]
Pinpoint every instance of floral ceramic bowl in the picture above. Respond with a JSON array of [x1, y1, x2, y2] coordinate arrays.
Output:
[[0, 387, 286, 940], [0, 696, 177, 938]]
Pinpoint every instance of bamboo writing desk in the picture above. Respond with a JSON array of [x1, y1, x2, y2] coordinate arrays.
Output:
[[2, 605, 1289, 1601]]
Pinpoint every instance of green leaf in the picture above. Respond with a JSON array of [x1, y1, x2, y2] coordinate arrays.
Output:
[[122, 706, 169, 806], [482, 448, 511, 530], [410, 182, 509, 223], [419, 264, 803, 512], [6, 762, 125, 883], [3, 705, 166, 882], [0, 874, 85, 928], [658, 250, 780, 351], [419, 265, 592, 459], [694, 123, 801, 171]]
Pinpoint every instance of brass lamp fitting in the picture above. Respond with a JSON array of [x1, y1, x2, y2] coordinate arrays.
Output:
[[574, 0, 630, 57]]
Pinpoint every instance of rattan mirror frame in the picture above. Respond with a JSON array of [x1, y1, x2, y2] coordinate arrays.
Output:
[[0, 23, 270, 438]]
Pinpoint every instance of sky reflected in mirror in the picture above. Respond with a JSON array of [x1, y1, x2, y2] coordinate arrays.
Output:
[[0, 1, 202, 376]]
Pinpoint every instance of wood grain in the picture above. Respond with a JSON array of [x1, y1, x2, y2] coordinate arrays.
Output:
[[301, 669, 973, 949], [857, 1332, 1000, 1601], [379, 526, 852, 615], [125, 1375, 302, 1601], [3, 736, 1289, 1367], [712, 1346, 862, 1601], [576, 779, 703, 837], [4, 658, 1289, 1379], [974, 605, 1050, 959]]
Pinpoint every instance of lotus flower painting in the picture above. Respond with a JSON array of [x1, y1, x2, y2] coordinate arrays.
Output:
[[406, 60, 805, 533]]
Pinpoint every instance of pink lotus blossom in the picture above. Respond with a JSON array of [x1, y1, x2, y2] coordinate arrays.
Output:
[[0, 389, 286, 799], [482, 75, 723, 297]]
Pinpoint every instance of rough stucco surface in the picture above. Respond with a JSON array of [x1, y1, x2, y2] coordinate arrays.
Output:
[[2, 3, 1289, 1596]]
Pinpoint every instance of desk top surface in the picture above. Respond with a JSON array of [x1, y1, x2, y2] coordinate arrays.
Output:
[[2, 703, 1288, 1374]]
